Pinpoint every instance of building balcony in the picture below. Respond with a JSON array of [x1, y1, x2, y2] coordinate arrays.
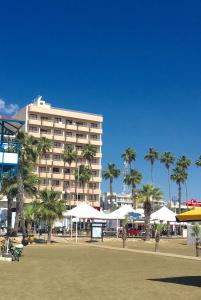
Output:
[[52, 147, 64, 154], [41, 120, 53, 127], [91, 164, 101, 170], [95, 152, 102, 158], [28, 119, 41, 126], [65, 136, 77, 143], [90, 127, 102, 134], [90, 139, 102, 146], [77, 125, 89, 132], [29, 132, 41, 138], [90, 176, 101, 183], [54, 122, 65, 129], [54, 135, 65, 142], [66, 124, 77, 131], [40, 133, 53, 139], [52, 173, 63, 179], [52, 160, 64, 167], [38, 172, 52, 179], [39, 159, 52, 166], [76, 137, 88, 144], [63, 174, 75, 180], [51, 186, 63, 192]]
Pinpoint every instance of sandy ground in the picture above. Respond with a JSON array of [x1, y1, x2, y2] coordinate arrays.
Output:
[[0, 243, 200, 300]]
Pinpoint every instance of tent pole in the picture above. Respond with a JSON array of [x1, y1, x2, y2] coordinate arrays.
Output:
[[116, 219, 118, 239], [70, 216, 72, 238], [75, 220, 78, 243]]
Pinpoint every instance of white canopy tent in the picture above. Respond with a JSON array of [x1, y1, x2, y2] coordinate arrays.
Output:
[[150, 206, 176, 223], [107, 204, 140, 220], [63, 202, 109, 242], [63, 202, 108, 219]]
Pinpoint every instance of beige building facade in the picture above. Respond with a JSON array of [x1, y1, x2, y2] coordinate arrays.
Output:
[[15, 96, 103, 207]]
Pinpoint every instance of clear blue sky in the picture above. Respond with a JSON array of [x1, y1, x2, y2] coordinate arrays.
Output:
[[1, 0, 201, 201]]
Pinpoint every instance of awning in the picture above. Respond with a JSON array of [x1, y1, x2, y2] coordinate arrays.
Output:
[[176, 208, 201, 222]]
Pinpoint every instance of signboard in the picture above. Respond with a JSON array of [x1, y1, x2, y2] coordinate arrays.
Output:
[[91, 223, 103, 241], [186, 199, 201, 207]]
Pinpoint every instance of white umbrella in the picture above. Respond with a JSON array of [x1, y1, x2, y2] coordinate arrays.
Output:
[[151, 206, 176, 223]]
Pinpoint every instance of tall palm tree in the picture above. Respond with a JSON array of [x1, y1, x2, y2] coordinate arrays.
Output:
[[140, 184, 163, 241], [75, 165, 92, 201], [39, 189, 65, 243], [171, 166, 187, 213], [121, 147, 137, 170], [1, 167, 40, 234], [177, 156, 191, 201], [14, 132, 39, 233], [123, 168, 142, 209], [82, 144, 97, 201], [144, 148, 159, 183], [62, 145, 77, 206], [160, 152, 175, 205], [102, 163, 120, 206], [37, 137, 52, 181], [195, 155, 201, 168]]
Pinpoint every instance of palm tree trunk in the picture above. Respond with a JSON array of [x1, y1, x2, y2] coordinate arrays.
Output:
[[7, 195, 13, 235], [178, 182, 182, 214], [185, 181, 189, 202], [47, 224, 52, 243], [151, 163, 154, 184], [110, 178, 113, 209], [14, 163, 24, 233], [167, 167, 172, 207], [132, 186, 136, 210]]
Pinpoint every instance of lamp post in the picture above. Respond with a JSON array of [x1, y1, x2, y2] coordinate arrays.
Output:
[[75, 165, 80, 243]]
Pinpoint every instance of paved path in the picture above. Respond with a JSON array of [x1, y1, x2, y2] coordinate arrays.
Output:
[[88, 243, 201, 261]]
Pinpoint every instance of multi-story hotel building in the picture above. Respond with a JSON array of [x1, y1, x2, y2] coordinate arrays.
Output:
[[15, 96, 103, 207]]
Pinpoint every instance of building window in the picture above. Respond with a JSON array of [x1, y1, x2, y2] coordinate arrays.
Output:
[[76, 133, 86, 139], [41, 128, 51, 134], [41, 116, 51, 121], [55, 117, 62, 123], [76, 145, 83, 150], [29, 126, 38, 132], [66, 131, 73, 137], [39, 166, 50, 173], [90, 134, 99, 140], [92, 159, 98, 164], [63, 181, 70, 188], [66, 119, 73, 125], [89, 183, 98, 189], [42, 153, 50, 159], [54, 129, 62, 135], [52, 180, 60, 186], [53, 167, 60, 173], [53, 154, 61, 160], [64, 168, 70, 174], [90, 123, 98, 128], [76, 121, 84, 126], [42, 179, 49, 186], [29, 114, 38, 120], [53, 142, 62, 148]]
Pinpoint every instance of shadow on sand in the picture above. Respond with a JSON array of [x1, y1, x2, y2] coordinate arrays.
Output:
[[148, 276, 201, 288]]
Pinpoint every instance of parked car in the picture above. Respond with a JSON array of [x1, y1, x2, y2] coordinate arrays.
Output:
[[127, 228, 141, 237]]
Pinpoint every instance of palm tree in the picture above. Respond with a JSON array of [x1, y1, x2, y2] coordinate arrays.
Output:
[[37, 137, 52, 181], [171, 166, 187, 213], [121, 147, 137, 170], [144, 148, 159, 183], [160, 152, 175, 206], [39, 189, 65, 243], [23, 201, 40, 234], [1, 174, 17, 235], [102, 163, 121, 207], [123, 168, 142, 209], [62, 145, 77, 206], [82, 144, 96, 201], [177, 156, 191, 202], [1, 167, 40, 234], [75, 165, 92, 201], [140, 184, 163, 241], [195, 155, 201, 168], [14, 132, 39, 233]]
